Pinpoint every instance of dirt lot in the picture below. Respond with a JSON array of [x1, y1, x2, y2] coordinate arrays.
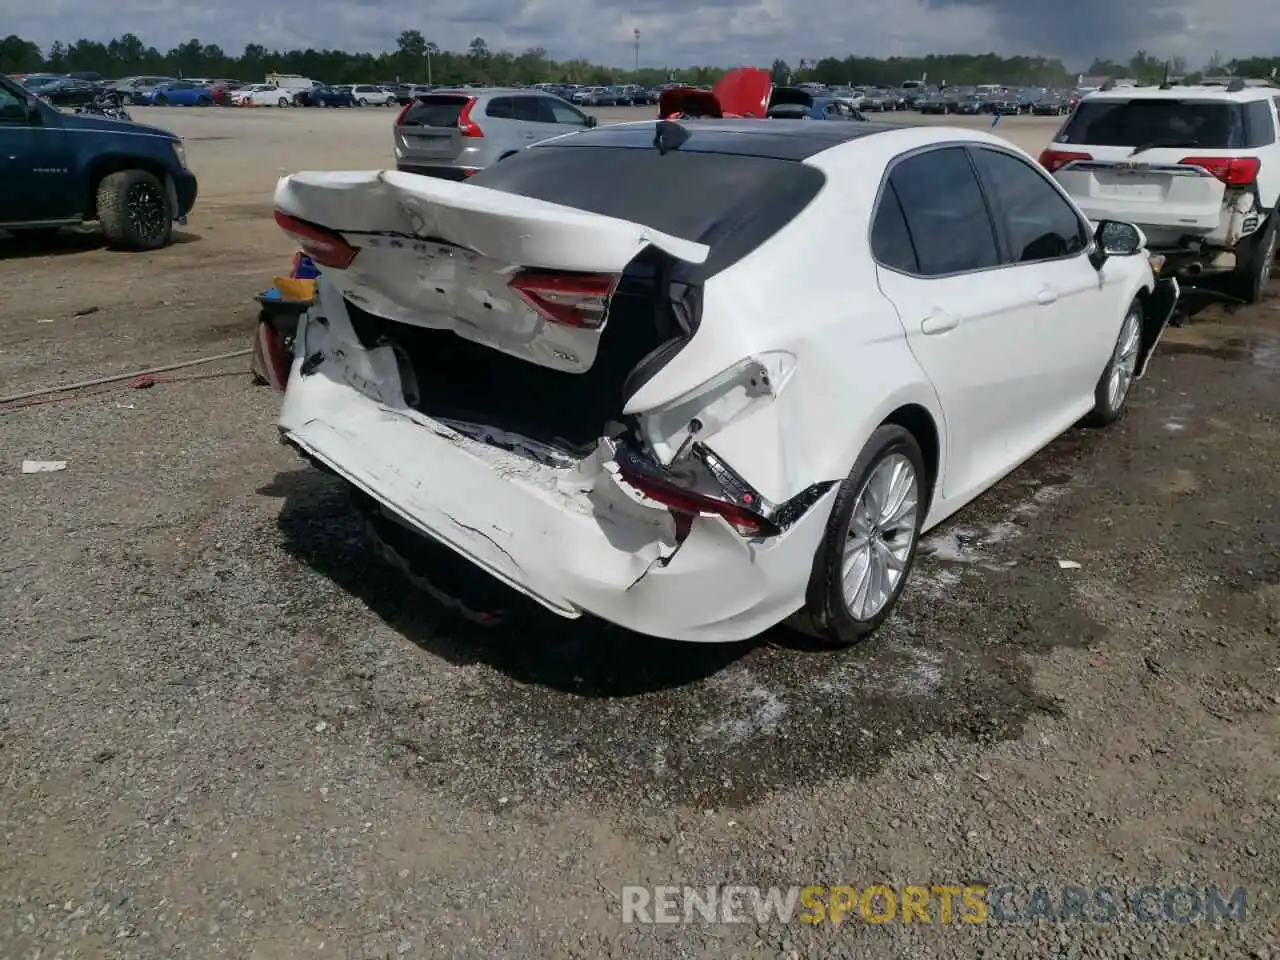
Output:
[[2, 107, 1278, 958]]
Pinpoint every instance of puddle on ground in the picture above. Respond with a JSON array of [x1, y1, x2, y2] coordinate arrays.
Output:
[[1163, 336, 1280, 368]]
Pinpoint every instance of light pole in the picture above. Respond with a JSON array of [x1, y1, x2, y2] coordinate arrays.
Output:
[[425, 44, 433, 85], [633, 29, 640, 72]]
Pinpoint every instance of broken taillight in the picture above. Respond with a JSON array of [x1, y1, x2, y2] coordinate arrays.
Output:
[[1178, 156, 1260, 186], [616, 465, 776, 537], [508, 270, 619, 328], [1038, 148, 1092, 173], [273, 211, 359, 269]]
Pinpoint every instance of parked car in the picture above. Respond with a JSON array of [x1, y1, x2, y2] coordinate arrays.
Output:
[[32, 77, 103, 107], [1041, 81, 1280, 301], [916, 93, 956, 114], [112, 76, 178, 102], [393, 88, 597, 180], [145, 81, 215, 106], [269, 119, 1177, 643], [296, 85, 357, 107], [765, 88, 867, 121], [0, 73, 197, 249], [237, 84, 292, 107], [1032, 94, 1069, 116], [209, 80, 243, 106], [350, 84, 398, 106]]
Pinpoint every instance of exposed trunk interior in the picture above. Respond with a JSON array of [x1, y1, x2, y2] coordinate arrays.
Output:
[[342, 249, 696, 454]]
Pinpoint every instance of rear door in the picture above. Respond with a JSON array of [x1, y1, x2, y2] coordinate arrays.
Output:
[[396, 94, 471, 165], [969, 144, 1113, 424], [514, 95, 588, 144], [871, 146, 1048, 502], [1047, 98, 1243, 242]]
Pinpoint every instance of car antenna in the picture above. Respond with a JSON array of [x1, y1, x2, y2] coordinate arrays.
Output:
[[653, 119, 690, 155], [1159, 61, 1174, 89]]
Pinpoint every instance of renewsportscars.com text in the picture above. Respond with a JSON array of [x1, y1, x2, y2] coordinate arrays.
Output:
[[621, 884, 1248, 925]]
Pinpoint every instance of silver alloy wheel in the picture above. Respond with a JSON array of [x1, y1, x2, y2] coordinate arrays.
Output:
[[1108, 307, 1142, 412], [841, 453, 920, 621]]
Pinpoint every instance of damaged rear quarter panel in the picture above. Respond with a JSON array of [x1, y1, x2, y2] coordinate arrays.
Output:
[[622, 173, 944, 506]]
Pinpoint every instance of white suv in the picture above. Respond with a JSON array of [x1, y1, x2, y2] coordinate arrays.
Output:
[[1040, 80, 1280, 302]]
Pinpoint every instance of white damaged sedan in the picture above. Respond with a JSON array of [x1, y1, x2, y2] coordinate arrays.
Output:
[[271, 119, 1178, 645]]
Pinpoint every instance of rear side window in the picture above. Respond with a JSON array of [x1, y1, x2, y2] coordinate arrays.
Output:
[[870, 182, 918, 273], [888, 148, 1000, 276], [470, 146, 826, 273], [400, 94, 470, 127], [1058, 99, 1246, 148], [486, 97, 516, 119], [513, 97, 556, 123], [1243, 100, 1276, 147]]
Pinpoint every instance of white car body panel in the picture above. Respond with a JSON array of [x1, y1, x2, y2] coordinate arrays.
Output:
[[238, 85, 289, 106], [274, 124, 1161, 642]]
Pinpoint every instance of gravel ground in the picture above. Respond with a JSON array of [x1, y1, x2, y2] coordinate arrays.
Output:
[[1, 106, 1278, 958]]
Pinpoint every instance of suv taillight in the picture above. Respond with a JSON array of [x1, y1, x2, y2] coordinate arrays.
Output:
[[508, 270, 618, 328], [458, 97, 483, 137], [273, 211, 359, 269], [1178, 156, 1260, 186], [394, 98, 414, 125], [1038, 148, 1092, 173]]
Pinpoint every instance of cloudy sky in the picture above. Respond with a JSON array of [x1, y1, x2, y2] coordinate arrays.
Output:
[[7, 0, 1279, 69]]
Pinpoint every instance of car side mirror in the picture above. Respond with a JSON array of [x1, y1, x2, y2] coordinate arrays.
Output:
[[585, 115, 598, 127], [1089, 219, 1144, 270]]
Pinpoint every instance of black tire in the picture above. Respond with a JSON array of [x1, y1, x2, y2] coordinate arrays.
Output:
[[96, 169, 172, 251], [1083, 298, 1143, 427], [1224, 214, 1276, 304], [153, 94, 168, 105], [801, 424, 928, 647], [277, 97, 290, 107], [197, 95, 211, 106], [358, 98, 369, 106]]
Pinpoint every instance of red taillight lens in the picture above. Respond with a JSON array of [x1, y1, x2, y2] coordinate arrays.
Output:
[[1178, 156, 1260, 186], [508, 270, 618, 328], [394, 98, 414, 125], [617, 467, 774, 537], [273, 211, 358, 270], [1038, 148, 1092, 173], [458, 97, 483, 137]]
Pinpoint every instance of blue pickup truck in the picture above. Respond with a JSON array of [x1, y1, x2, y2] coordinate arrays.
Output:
[[0, 73, 197, 249]]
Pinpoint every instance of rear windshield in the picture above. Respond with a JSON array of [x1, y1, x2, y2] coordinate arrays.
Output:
[[1058, 99, 1247, 148], [469, 145, 825, 273], [400, 95, 470, 127]]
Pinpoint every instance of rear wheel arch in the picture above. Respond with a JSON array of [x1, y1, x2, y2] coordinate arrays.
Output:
[[879, 403, 940, 511]]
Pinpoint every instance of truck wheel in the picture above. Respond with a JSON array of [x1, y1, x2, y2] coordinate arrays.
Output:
[[97, 169, 172, 251], [1226, 214, 1276, 304]]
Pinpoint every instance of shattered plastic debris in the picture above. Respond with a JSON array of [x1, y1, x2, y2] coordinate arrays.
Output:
[[21, 460, 67, 473], [1057, 559, 1082, 569]]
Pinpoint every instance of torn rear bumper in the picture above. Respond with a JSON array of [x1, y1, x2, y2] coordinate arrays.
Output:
[[278, 320, 837, 643]]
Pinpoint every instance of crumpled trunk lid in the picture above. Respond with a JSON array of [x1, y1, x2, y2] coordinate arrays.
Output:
[[273, 169, 709, 373]]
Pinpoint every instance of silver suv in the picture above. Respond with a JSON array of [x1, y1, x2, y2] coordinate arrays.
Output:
[[394, 88, 598, 180]]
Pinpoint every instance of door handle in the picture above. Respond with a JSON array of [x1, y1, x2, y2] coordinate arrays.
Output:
[[921, 311, 959, 335], [1036, 287, 1058, 305]]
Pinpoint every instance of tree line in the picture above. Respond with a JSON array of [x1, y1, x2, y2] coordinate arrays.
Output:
[[2, 31, 1277, 89]]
